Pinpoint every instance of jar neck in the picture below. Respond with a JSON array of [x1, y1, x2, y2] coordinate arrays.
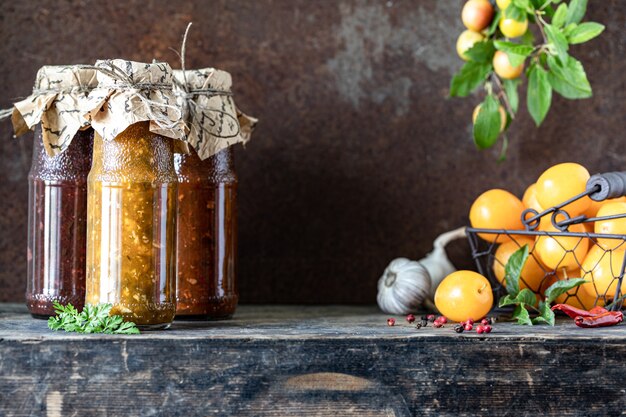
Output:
[[175, 146, 237, 184], [30, 124, 94, 181], [90, 122, 176, 182]]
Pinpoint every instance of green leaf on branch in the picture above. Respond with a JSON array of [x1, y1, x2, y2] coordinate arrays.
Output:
[[505, 3, 528, 22], [465, 40, 496, 63], [566, 0, 588, 25], [544, 24, 569, 63], [567, 22, 605, 44], [547, 55, 592, 99], [473, 95, 502, 150], [494, 40, 534, 67], [544, 277, 588, 304], [449, 61, 492, 98], [487, 10, 502, 36], [532, 302, 556, 326], [527, 64, 552, 126], [513, 304, 533, 325], [501, 288, 539, 308], [563, 23, 578, 37], [552, 3, 568, 28], [504, 244, 528, 296], [503, 79, 520, 113]]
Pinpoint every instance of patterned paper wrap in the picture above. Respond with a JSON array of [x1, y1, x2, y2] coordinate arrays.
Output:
[[84, 59, 186, 143], [11, 65, 98, 156], [173, 68, 258, 160]]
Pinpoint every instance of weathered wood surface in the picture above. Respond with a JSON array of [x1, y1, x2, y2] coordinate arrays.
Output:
[[1, 304, 626, 416]]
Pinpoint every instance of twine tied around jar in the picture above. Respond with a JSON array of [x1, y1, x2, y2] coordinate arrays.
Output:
[[172, 23, 257, 160], [82, 59, 187, 144], [0, 65, 99, 156]]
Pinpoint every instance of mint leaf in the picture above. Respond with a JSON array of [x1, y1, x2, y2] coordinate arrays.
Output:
[[473, 95, 502, 150], [450, 62, 492, 97], [544, 24, 569, 64], [565, 0, 587, 25], [465, 40, 496, 63], [513, 304, 533, 325], [494, 40, 534, 67], [552, 3, 568, 28], [567, 22, 605, 44], [532, 302, 556, 326], [547, 55, 592, 99], [503, 79, 521, 113], [504, 244, 528, 296], [544, 277, 588, 304], [527, 64, 552, 126]]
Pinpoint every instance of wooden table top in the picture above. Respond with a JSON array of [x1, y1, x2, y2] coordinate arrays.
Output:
[[2, 303, 625, 416]]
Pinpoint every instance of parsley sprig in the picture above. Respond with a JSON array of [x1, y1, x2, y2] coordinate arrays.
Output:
[[47, 302, 140, 334]]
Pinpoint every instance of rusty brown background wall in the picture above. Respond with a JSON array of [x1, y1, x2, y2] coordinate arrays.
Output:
[[0, 1, 624, 304]]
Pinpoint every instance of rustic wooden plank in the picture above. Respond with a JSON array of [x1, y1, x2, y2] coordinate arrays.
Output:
[[1, 304, 626, 416]]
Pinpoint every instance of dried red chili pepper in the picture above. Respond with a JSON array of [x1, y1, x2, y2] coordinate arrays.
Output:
[[589, 306, 609, 315], [575, 311, 623, 328], [551, 304, 594, 319]]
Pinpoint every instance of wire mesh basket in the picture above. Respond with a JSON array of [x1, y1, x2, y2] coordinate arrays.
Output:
[[467, 172, 626, 311]]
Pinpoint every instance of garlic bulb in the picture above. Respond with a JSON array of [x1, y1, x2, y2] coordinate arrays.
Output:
[[377, 227, 466, 314]]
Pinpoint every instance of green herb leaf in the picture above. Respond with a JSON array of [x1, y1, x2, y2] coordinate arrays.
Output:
[[46, 302, 140, 335], [504, 244, 529, 296], [503, 79, 521, 113], [473, 95, 502, 150], [450, 62, 492, 97], [527, 64, 552, 126], [565, 0, 587, 25], [513, 304, 533, 325], [532, 301, 556, 325], [567, 22, 605, 44], [544, 24, 569, 64], [544, 277, 588, 304], [547, 55, 592, 99], [551, 3, 568, 28], [494, 40, 534, 67], [465, 40, 496, 63]]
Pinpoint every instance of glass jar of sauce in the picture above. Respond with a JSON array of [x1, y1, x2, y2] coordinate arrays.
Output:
[[175, 146, 238, 319], [26, 126, 93, 317], [85, 122, 178, 329]]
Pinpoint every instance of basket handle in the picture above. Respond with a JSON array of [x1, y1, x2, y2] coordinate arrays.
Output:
[[587, 172, 626, 201]]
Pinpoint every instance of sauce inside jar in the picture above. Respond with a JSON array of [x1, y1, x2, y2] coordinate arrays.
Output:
[[85, 122, 177, 329], [175, 146, 238, 319], [27, 126, 93, 318]]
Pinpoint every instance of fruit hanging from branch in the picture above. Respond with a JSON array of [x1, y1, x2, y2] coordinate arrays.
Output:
[[450, 0, 605, 154]]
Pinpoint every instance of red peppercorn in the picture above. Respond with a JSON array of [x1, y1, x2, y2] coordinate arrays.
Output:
[[426, 314, 436, 322], [387, 318, 396, 326], [466, 318, 475, 325], [437, 316, 448, 324], [484, 325, 492, 333], [406, 314, 416, 323], [464, 323, 473, 331], [476, 325, 485, 334], [481, 318, 489, 326], [433, 321, 444, 328]]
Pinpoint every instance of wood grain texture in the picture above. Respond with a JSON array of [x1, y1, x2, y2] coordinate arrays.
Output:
[[0, 1, 625, 305], [1, 304, 626, 416]]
